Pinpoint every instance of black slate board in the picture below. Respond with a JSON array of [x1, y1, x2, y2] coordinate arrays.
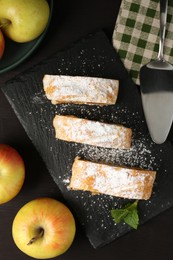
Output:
[[1, 31, 173, 248]]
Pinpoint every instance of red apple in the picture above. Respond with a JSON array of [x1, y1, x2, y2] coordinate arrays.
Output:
[[0, 30, 5, 59], [0, 144, 25, 204], [12, 197, 76, 259]]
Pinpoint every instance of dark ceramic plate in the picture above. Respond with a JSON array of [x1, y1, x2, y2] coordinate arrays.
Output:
[[0, 0, 53, 74]]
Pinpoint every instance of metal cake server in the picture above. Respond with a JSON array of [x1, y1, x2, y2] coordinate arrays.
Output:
[[140, 0, 173, 144]]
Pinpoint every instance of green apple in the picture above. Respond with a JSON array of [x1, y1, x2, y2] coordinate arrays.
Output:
[[0, 144, 25, 204], [12, 197, 76, 259], [0, 0, 50, 43], [0, 30, 5, 58]]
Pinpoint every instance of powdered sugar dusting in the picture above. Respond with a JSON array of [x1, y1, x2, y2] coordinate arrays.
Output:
[[70, 158, 156, 200], [54, 115, 132, 149], [43, 75, 119, 105]]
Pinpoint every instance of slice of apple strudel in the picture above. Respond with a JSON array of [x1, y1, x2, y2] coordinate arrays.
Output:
[[53, 115, 132, 149], [69, 157, 156, 200], [43, 75, 119, 105]]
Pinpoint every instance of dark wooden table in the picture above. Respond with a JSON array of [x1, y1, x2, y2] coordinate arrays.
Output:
[[0, 1, 173, 259]]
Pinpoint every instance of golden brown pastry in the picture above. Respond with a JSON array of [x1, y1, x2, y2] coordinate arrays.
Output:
[[53, 115, 132, 149], [69, 157, 156, 200], [43, 75, 119, 105]]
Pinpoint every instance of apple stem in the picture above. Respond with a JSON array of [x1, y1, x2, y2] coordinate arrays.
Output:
[[27, 227, 44, 245], [0, 19, 11, 29]]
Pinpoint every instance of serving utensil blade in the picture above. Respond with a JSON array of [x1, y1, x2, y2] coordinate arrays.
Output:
[[140, 0, 173, 144]]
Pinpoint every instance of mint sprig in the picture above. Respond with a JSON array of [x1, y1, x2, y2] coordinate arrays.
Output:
[[111, 200, 139, 229]]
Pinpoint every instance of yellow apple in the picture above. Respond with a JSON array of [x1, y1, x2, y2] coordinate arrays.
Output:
[[0, 144, 25, 204], [0, 30, 5, 59], [0, 0, 50, 43], [12, 197, 76, 259]]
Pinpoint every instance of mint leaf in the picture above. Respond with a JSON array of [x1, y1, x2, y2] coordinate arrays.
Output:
[[111, 209, 129, 223], [111, 200, 139, 229], [124, 206, 139, 229], [124, 200, 138, 211]]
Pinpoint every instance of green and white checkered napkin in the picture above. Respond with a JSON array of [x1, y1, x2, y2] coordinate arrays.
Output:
[[112, 0, 173, 85]]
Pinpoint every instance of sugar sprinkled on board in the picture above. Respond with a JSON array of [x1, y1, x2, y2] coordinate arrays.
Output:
[[76, 136, 156, 171]]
